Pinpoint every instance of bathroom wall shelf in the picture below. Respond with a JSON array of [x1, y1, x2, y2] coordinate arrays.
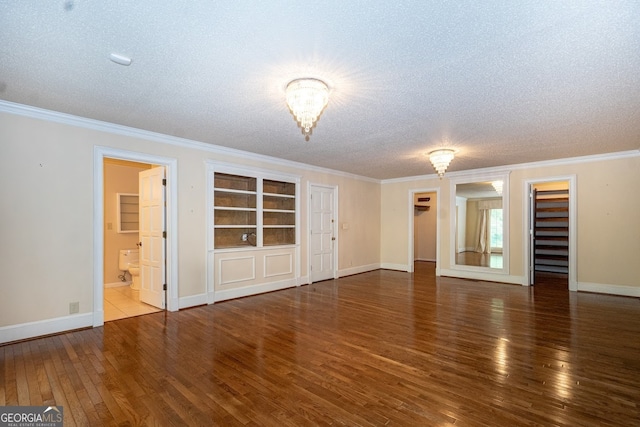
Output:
[[117, 193, 139, 233]]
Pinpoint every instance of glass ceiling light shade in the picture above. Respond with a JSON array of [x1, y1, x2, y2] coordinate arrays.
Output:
[[428, 149, 455, 178], [286, 78, 329, 141], [492, 180, 503, 195]]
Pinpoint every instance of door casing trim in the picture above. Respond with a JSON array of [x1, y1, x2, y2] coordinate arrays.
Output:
[[94, 146, 179, 327]]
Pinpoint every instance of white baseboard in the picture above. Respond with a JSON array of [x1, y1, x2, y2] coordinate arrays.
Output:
[[298, 275, 310, 286], [0, 313, 94, 345], [104, 281, 130, 288], [213, 278, 298, 303], [338, 263, 380, 277], [179, 293, 209, 309], [380, 263, 409, 272], [577, 282, 640, 297]]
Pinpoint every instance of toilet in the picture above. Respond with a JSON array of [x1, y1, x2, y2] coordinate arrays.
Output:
[[118, 249, 141, 290]]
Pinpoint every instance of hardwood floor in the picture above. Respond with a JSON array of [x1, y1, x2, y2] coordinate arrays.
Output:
[[2, 262, 639, 426], [456, 251, 503, 268]]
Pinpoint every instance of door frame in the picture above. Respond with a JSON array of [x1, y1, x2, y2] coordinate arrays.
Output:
[[523, 175, 577, 291], [407, 188, 440, 274], [94, 146, 178, 327], [307, 183, 338, 282]]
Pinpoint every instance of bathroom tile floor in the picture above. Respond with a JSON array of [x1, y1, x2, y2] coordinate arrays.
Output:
[[104, 285, 162, 322]]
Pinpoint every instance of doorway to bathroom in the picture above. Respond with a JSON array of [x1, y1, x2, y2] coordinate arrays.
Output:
[[94, 146, 178, 327], [103, 158, 163, 321]]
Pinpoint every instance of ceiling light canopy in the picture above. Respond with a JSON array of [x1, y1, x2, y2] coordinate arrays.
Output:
[[286, 78, 329, 141], [428, 149, 455, 178]]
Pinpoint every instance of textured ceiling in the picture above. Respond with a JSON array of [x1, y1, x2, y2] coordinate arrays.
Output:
[[1, 1, 639, 179]]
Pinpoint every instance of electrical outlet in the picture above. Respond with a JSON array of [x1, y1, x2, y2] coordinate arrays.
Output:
[[69, 302, 79, 314], [106, 222, 113, 230]]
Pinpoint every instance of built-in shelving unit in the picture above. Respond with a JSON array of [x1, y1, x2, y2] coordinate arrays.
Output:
[[207, 164, 301, 302], [214, 173, 257, 249], [263, 179, 296, 246], [213, 173, 297, 249]]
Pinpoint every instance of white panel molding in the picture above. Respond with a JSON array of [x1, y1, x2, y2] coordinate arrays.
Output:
[[0, 313, 93, 345], [264, 253, 293, 278], [338, 263, 381, 278], [214, 278, 298, 302], [218, 256, 256, 286], [577, 282, 640, 298]]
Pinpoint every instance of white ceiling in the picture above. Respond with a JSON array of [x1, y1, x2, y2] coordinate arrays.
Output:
[[1, 1, 639, 179]]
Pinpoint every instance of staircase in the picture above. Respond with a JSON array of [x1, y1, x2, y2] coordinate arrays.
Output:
[[534, 189, 569, 274]]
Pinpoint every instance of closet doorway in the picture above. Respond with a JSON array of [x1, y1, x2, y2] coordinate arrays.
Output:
[[408, 188, 439, 273], [526, 177, 576, 290]]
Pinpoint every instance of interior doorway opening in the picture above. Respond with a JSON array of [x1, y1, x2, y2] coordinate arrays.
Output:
[[93, 146, 178, 328], [103, 158, 164, 321], [408, 189, 439, 274], [526, 177, 576, 291]]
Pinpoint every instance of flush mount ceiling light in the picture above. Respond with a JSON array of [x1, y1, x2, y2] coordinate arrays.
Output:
[[428, 149, 455, 178], [285, 78, 329, 141], [492, 180, 503, 195]]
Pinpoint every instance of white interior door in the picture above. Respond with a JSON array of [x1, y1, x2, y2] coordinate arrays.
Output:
[[310, 185, 336, 283], [139, 167, 166, 309]]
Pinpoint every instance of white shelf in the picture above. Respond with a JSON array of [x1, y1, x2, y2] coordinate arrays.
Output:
[[214, 207, 257, 211]]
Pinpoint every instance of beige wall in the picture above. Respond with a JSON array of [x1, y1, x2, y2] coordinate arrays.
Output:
[[1, 106, 637, 333], [381, 154, 640, 289], [380, 178, 445, 268], [0, 111, 380, 328]]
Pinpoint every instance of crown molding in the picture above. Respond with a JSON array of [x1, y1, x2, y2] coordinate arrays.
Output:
[[0, 100, 379, 184], [381, 149, 639, 185]]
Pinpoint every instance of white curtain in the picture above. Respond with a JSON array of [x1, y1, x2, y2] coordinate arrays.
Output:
[[475, 209, 492, 254], [475, 199, 502, 254]]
